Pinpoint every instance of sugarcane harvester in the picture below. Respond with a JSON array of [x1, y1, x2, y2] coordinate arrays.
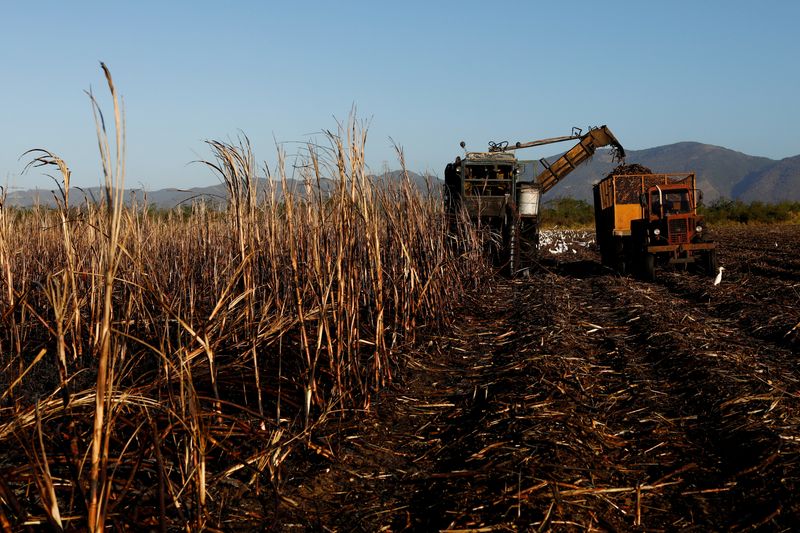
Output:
[[445, 126, 624, 275]]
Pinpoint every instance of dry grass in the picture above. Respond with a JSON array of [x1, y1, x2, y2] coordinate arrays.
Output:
[[0, 66, 486, 530]]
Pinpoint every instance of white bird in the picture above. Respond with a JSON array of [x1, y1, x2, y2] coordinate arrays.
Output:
[[713, 266, 725, 286], [548, 239, 569, 255]]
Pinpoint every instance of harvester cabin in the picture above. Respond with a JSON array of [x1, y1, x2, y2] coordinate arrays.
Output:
[[460, 152, 517, 219]]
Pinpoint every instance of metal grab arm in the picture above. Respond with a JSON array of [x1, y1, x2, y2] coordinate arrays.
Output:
[[535, 125, 625, 194], [489, 126, 587, 152]]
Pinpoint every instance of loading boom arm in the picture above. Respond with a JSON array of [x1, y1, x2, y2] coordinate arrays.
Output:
[[535, 125, 624, 193], [492, 126, 625, 194]]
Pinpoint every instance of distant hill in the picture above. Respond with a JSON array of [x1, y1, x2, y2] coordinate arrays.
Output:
[[545, 142, 798, 203], [6, 183, 231, 209], [5, 171, 437, 209], [732, 155, 800, 202], [6, 144, 799, 208]]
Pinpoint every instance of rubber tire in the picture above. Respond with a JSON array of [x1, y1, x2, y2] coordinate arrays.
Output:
[[500, 212, 520, 277], [705, 249, 719, 276], [518, 221, 538, 272], [614, 239, 627, 275], [642, 253, 656, 281]]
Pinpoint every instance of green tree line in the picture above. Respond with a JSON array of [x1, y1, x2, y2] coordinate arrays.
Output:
[[699, 198, 800, 224], [539, 198, 594, 227]]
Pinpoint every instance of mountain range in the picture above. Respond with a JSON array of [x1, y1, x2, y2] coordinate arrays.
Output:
[[5, 142, 799, 208], [3, 171, 438, 210], [545, 142, 800, 203]]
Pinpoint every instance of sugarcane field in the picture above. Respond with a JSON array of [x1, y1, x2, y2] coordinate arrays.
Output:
[[3, 5, 800, 530], [4, 170, 799, 531]]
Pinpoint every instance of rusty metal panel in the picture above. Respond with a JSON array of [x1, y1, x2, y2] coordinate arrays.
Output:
[[668, 217, 692, 244], [615, 175, 644, 204], [595, 178, 615, 210], [644, 174, 666, 191], [609, 173, 696, 205], [465, 196, 506, 218], [602, 179, 614, 210], [614, 204, 641, 234]]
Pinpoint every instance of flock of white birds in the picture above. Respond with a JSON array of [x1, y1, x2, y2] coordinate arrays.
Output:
[[538, 228, 724, 285], [539, 229, 595, 255]]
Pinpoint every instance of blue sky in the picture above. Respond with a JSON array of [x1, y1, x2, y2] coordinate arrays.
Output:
[[2, 0, 798, 190]]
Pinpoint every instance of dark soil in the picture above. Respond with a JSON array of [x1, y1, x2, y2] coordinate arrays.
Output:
[[273, 225, 800, 531]]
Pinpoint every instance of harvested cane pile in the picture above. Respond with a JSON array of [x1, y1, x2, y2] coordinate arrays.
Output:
[[607, 162, 654, 177], [605, 162, 694, 204], [606, 163, 655, 203]]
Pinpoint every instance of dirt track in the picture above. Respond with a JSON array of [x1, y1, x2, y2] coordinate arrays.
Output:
[[277, 225, 800, 531]]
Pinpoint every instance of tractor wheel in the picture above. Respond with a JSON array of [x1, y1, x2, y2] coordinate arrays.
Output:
[[641, 253, 656, 281], [614, 239, 627, 275], [518, 219, 539, 272], [500, 211, 520, 277], [705, 249, 719, 276], [618, 257, 628, 276]]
